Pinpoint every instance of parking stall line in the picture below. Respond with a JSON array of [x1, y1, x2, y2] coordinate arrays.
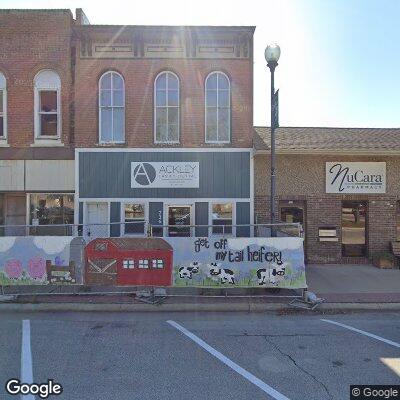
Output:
[[321, 319, 400, 349], [21, 320, 35, 400], [167, 320, 291, 400]]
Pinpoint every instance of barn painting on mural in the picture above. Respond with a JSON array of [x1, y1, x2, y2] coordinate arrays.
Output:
[[0, 237, 85, 284], [165, 237, 306, 288]]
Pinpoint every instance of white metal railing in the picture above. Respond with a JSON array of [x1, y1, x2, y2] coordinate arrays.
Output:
[[0, 222, 302, 238]]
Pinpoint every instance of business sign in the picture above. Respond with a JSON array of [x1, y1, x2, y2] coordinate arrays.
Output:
[[131, 162, 199, 188], [166, 237, 306, 289], [326, 162, 386, 193]]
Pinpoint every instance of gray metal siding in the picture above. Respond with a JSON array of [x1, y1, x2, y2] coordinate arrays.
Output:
[[195, 202, 209, 237], [79, 151, 250, 199], [236, 202, 250, 237], [110, 202, 121, 237]]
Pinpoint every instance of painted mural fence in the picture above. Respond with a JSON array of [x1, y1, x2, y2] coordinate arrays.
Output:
[[0, 234, 306, 289], [0, 236, 85, 285], [166, 237, 306, 289]]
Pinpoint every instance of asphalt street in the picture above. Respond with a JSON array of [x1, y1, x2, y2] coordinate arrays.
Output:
[[0, 311, 399, 400]]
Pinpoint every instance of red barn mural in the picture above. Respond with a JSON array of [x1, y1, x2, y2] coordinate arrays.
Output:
[[85, 238, 173, 286]]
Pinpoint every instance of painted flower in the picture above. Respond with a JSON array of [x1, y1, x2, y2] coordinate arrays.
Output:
[[27, 256, 46, 280], [54, 256, 65, 266], [5, 259, 23, 279]]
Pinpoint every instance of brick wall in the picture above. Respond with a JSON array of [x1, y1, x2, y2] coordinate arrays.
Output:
[[0, 10, 74, 149], [0, 12, 253, 152], [74, 57, 253, 148], [255, 154, 400, 263]]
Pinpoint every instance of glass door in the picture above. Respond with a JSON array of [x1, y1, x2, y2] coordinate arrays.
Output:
[[168, 205, 191, 237], [279, 201, 306, 237], [342, 201, 368, 257]]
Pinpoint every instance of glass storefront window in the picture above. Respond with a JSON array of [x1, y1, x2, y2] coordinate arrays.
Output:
[[341, 201, 367, 257], [212, 203, 233, 235], [124, 203, 145, 235], [29, 194, 74, 235], [168, 206, 191, 237]]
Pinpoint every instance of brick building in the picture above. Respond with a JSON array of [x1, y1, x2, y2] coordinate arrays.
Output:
[[0, 9, 75, 235], [0, 9, 255, 238], [254, 127, 400, 263], [1, 8, 399, 264]]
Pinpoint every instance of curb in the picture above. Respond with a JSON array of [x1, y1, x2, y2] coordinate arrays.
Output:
[[0, 302, 400, 312]]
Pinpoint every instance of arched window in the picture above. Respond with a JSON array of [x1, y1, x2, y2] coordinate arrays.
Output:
[[34, 70, 61, 139], [205, 72, 230, 143], [0, 72, 6, 140], [99, 71, 125, 143], [154, 71, 179, 143]]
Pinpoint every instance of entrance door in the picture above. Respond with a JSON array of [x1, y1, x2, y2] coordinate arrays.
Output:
[[85, 203, 109, 238], [5, 194, 26, 236], [279, 201, 306, 237], [168, 205, 191, 237], [280, 201, 306, 258], [342, 201, 368, 257]]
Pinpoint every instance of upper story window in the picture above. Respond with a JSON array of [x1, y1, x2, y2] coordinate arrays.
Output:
[[154, 71, 179, 143], [34, 70, 61, 140], [205, 72, 230, 143], [99, 71, 125, 144], [0, 72, 6, 140]]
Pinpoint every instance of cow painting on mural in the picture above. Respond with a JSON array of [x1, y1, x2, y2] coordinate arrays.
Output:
[[207, 262, 235, 284], [178, 262, 200, 279], [256, 263, 286, 286]]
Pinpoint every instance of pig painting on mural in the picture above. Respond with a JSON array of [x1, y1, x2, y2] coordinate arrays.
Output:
[[28, 256, 46, 281], [5, 259, 23, 280]]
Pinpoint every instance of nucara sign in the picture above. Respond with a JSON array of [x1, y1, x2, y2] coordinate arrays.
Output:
[[326, 162, 386, 194]]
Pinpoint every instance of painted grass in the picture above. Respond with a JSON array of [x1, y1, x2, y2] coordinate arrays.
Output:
[[0, 271, 45, 285], [173, 264, 307, 288]]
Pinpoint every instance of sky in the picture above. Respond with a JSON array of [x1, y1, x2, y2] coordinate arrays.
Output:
[[1, 0, 399, 128]]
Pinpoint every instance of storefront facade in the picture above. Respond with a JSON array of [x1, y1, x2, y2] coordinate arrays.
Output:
[[254, 127, 400, 264], [0, 160, 75, 235], [0, 10, 255, 238], [76, 149, 253, 238]]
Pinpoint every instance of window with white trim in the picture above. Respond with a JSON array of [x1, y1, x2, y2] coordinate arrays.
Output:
[[152, 259, 164, 269], [154, 71, 179, 143], [99, 71, 125, 143], [205, 72, 230, 143], [0, 72, 6, 140], [138, 259, 149, 269], [34, 70, 61, 140], [124, 203, 145, 235], [123, 259, 135, 269], [212, 203, 233, 235]]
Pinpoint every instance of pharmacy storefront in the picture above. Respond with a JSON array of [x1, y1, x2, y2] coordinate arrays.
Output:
[[75, 149, 253, 238], [254, 151, 400, 264]]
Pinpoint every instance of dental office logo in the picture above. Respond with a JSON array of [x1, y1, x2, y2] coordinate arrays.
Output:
[[131, 161, 200, 188], [133, 163, 156, 186], [326, 162, 386, 194]]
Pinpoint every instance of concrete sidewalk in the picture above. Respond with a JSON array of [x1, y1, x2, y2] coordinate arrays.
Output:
[[306, 263, 400, 303], [307, 263, 400, 293], [1, 263, 399, 311]]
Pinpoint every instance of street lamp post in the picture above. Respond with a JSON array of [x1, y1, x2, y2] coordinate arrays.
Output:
[[265, 44, 281, 237]]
